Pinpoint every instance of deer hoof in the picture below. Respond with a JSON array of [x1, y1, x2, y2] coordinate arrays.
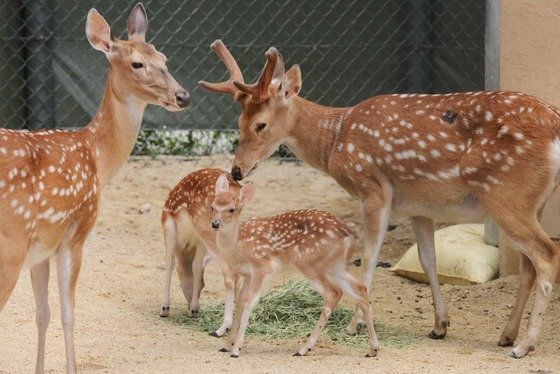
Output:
[[428, 330, 446, 340]]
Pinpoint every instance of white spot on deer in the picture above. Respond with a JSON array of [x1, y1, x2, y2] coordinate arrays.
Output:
[[384, 155, 393, 164], [337, 143, 343, 151], [427, 134, 436, 142], [480, 138, 488, 146], [494, 153, 502, 161], [485, 111, 493, 121], [52, 187, 59, 196], [0, 147, 6, 155], [445, 143, 457, 152], [487, 175, 501, 184], [463, 166, 478, 174], [498, 125, 509, 137], [48, 165, 56, 173], [395, 150, 417, 160], [438, 165, 460, 180], [417, 140, 427, 148], [430, 149, 441, 158], [516, 146, 525, 154], [439, 131, 448, 138], [347, 143, 354, 153], [415, 110, 425, 115], [475, 104, 482, 113], [513, 132, 524, 140], [372, 130, 380, 138]]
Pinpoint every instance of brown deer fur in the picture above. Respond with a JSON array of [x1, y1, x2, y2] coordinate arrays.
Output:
[[211, 174, 379, 358], [160, 168, 241, 337], [0, 4, 189, 372], [200, 40, 560, 358]]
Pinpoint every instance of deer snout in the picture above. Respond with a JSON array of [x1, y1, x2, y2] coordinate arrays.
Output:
[[231, 166, 243, 181], [175, 90, 190, 108], [211, 220, 221, 230]]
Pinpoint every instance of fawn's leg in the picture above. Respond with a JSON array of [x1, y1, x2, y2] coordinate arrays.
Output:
[[160, 218, 177, 317], [295, 274, 342, 356]]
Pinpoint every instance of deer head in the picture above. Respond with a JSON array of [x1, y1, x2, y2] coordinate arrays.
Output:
[[200, 41, 301, 180], [211, 174, 255, 230], [86, 3, 190, 111]]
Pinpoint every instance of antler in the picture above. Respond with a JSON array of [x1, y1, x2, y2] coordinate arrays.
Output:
[[199, 40, 245, 100], [233, 47, 285, 103]]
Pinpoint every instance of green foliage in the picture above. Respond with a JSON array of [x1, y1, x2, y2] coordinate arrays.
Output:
[[133, 129, 295, 158], [171, 279, 416, 349], [132, 128, 239, 158]]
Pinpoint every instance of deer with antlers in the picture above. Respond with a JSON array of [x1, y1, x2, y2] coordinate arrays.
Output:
[[210, 174, 379, 358], [160, 168, 242, 337], [199, 40, 560, 358], [0, 4, 189, 373]]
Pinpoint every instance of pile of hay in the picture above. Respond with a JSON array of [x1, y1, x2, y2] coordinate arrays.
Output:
[[174, 279, 415, 348]]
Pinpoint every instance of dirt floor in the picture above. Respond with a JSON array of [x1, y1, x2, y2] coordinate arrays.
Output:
[[1, 155, 559, 373]]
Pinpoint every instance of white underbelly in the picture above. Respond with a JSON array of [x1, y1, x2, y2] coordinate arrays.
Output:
[[391, 192, 489, 222]]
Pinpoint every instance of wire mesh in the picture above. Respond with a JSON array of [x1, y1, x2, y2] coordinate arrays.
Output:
[[0, 0, 485, 131]]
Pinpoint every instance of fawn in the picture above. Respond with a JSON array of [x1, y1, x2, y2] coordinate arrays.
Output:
[[211, 174, 379, 358], [200, 40, 560, 358], [0, 4, 189, 373], [160, 168, 242, 337]]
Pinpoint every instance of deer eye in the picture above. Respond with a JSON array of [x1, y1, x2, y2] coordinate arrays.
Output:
[[211, 207, 214, 211], [229, 208, 235, 213], [131, 62, 144, 69], [255, 122, 267, 133]]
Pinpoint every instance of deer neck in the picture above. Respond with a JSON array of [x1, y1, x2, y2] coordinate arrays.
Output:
[[83, 68, 146, 186], [215, 222, 241, 258], [284, 97, 349, 173]]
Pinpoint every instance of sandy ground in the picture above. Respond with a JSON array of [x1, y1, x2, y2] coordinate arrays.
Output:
[[1, 155, 560, 373]]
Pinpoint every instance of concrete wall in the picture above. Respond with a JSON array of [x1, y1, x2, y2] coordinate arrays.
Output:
[[499, 0, 560, 275]]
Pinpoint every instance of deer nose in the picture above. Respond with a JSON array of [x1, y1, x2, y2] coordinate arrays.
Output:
[[231, 166, 243, 181], [175, 90, 190, 108], [211, 220, 221, 230]]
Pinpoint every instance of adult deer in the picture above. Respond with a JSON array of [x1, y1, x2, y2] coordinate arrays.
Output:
[[0, 4, 189, 373], [211, 174, 379, 358], [160, 168, 242, 338], [200, 40, 560, 358]]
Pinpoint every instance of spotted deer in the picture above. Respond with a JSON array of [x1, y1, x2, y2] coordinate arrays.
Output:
[[200, 40, 560, 358], [0, 4, 189, 373], [160, 168, 242, 337], [210, 174, 379, 358]]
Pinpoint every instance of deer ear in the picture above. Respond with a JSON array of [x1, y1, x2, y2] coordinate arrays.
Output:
[[215, 174, 230, 195], [86, 9, 114, 54], [127, 3, 148, 41], [279, 65, 301, 100], [238, 183, 255, 205]]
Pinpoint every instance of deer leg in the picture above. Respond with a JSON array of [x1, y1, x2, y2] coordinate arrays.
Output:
[[188, 243, 206, 317], [160, 218, 177, 317], [229, 274, 266, 358], [491, 209, 559, 358], [411, 216, 449, 339], [211, 266, 236, 337], [498, 253, 536, 347], [295, 274, 342, 356], [0, 232, 29, 310], [57, 240, 84, 374], [329, 263, 380, 357], [31, 260, 51, 374], [221, 275, 249, 351], [175, 253, 196, 317], [347, 192, 392, 334]]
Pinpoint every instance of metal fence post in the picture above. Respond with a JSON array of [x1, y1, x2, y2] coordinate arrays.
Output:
[[24, 0, 54, 130], [484, 0, 500, 247]]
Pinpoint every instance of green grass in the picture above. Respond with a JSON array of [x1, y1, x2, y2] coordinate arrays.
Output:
[[171, 279, 416, 349]]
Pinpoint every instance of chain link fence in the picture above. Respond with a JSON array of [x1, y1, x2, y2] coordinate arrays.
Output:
[[1, 0, 485, 135]]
